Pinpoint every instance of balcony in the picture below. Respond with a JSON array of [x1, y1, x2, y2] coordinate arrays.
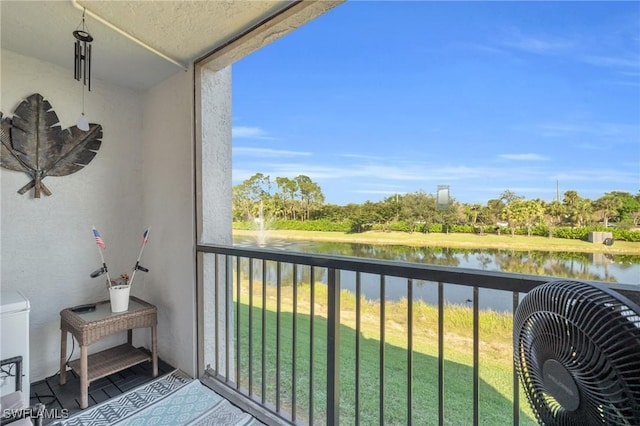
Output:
[[196, 243, 640, 425], [13, 243, 639, 424], [3, 2, 638, 425], [1, 2, 343, 424]]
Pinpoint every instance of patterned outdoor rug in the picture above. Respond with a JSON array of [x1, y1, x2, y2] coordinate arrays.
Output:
[[58, 370, 262, 426]]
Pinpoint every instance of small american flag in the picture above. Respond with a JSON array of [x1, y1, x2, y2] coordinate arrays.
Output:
[[142, 229, 150, 245], [93, 227, 105, 249]]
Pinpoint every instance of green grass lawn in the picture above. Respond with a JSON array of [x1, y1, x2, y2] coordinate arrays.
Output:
[[231, 279, 538, 425], [234, 229, 640, 255], [225, 229, 639, 423]]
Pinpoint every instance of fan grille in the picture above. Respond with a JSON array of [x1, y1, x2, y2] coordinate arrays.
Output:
[[514, 280, 640, 425]]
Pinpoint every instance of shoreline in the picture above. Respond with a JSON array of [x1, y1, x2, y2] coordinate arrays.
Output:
[[233, 229, 640, 255]]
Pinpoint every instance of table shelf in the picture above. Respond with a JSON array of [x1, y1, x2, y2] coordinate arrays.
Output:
[[68, 344, 151, 383], [60, 296, 158, 408]]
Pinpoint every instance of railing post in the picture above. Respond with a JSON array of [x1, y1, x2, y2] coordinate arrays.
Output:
[[512, 292, 520, 426], [327, 267, 341, 426], [473, 286, 479, 426], [355, 272, 362, 426], [214, 254, 220, 374], [438, 281, 444, 426], [225, 255, 231, 382], [236, 257, 241, 389], [380, 275, 386, 425], [407, 279, 413, 425], [195, 244, 559, 426], [309, 267, 315, 424]]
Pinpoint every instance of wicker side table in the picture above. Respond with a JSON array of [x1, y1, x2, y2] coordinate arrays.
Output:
[[59, 296, 158, 408]]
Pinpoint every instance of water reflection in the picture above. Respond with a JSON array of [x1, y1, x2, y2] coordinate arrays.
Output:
[[233, 238, 639, 311], [233, 259, 519, 311], [233, 237, 640, 285]]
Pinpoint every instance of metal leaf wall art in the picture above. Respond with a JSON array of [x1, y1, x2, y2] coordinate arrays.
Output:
[[1, 93, 103, 197]]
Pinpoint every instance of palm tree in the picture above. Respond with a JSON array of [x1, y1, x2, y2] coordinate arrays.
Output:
[[562, 190, 592, 226], [502, 199, 544, 236], [595, 193, 623, 227], [544, 200, 566, 237]]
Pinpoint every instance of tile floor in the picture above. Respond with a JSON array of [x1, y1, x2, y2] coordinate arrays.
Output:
[[29, 355, 174, 425]]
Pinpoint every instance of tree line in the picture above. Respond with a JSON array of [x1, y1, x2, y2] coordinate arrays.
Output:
[[233, 173, 640, 237]]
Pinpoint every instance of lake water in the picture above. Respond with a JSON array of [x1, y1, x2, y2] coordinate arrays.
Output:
[[233, 236, 640, 311]]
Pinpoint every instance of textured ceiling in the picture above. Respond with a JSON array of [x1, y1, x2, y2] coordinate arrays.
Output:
[[1, 0, 292, 91]]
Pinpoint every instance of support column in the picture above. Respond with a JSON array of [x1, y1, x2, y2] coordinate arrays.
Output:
[[196, 65, 234, 379]]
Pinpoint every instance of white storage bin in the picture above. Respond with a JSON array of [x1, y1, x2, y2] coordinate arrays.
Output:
[[1, 291, 30, 406]]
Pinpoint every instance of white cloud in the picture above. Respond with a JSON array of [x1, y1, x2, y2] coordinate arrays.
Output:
[[499, 30, 574, 55], [496, 29, 639, 73], [575, 142, 610, 151], [358, 182, 406, 190], [537, 123, 588, 137], [582, 55, 640, 69], [233, 154, 638, 204], [499, 153, 548, 161], [232, 126, 276, 140], [537, 121, 639, 141], [555, 169, 639, 184], [454, 42, 509, 56], [263, 162, 433, 181], [338, 153, 388, 161], [353, 189, 407, 195], [236, 158, 546, 184], [233, 147, 311, 157]]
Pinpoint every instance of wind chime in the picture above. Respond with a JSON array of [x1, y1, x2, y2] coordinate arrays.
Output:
[[73, 8, 93, 131]]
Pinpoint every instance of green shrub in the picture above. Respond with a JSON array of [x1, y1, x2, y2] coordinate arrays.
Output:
[[233, 219, 351, 232], [275, 219, 350, 232], [553, 227, 590, 240], [549, 226, 640, 242], [449, 224, 475, 233], [233, 221, 254, 230], [348, 221, 372, 233], [389, 221, 411, 232], [428, 223, 444, 233], [530, 223, 549, 237], [233, 220, 640, 242], [613, 229, 640, 242]]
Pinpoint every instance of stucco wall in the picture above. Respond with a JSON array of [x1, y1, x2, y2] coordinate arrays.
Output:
[[198, 66, 233, 373], [1, 49, 144, 381], [1, 46, 233, 385], [139, 67, 197, 377]]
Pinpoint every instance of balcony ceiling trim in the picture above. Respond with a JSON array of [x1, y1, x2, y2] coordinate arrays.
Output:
[[1, 0, 312, 91], [70, 0, 188, 72]]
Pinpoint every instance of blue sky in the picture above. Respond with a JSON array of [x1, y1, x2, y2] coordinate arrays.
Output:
[[231, 1, 639, 206]]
